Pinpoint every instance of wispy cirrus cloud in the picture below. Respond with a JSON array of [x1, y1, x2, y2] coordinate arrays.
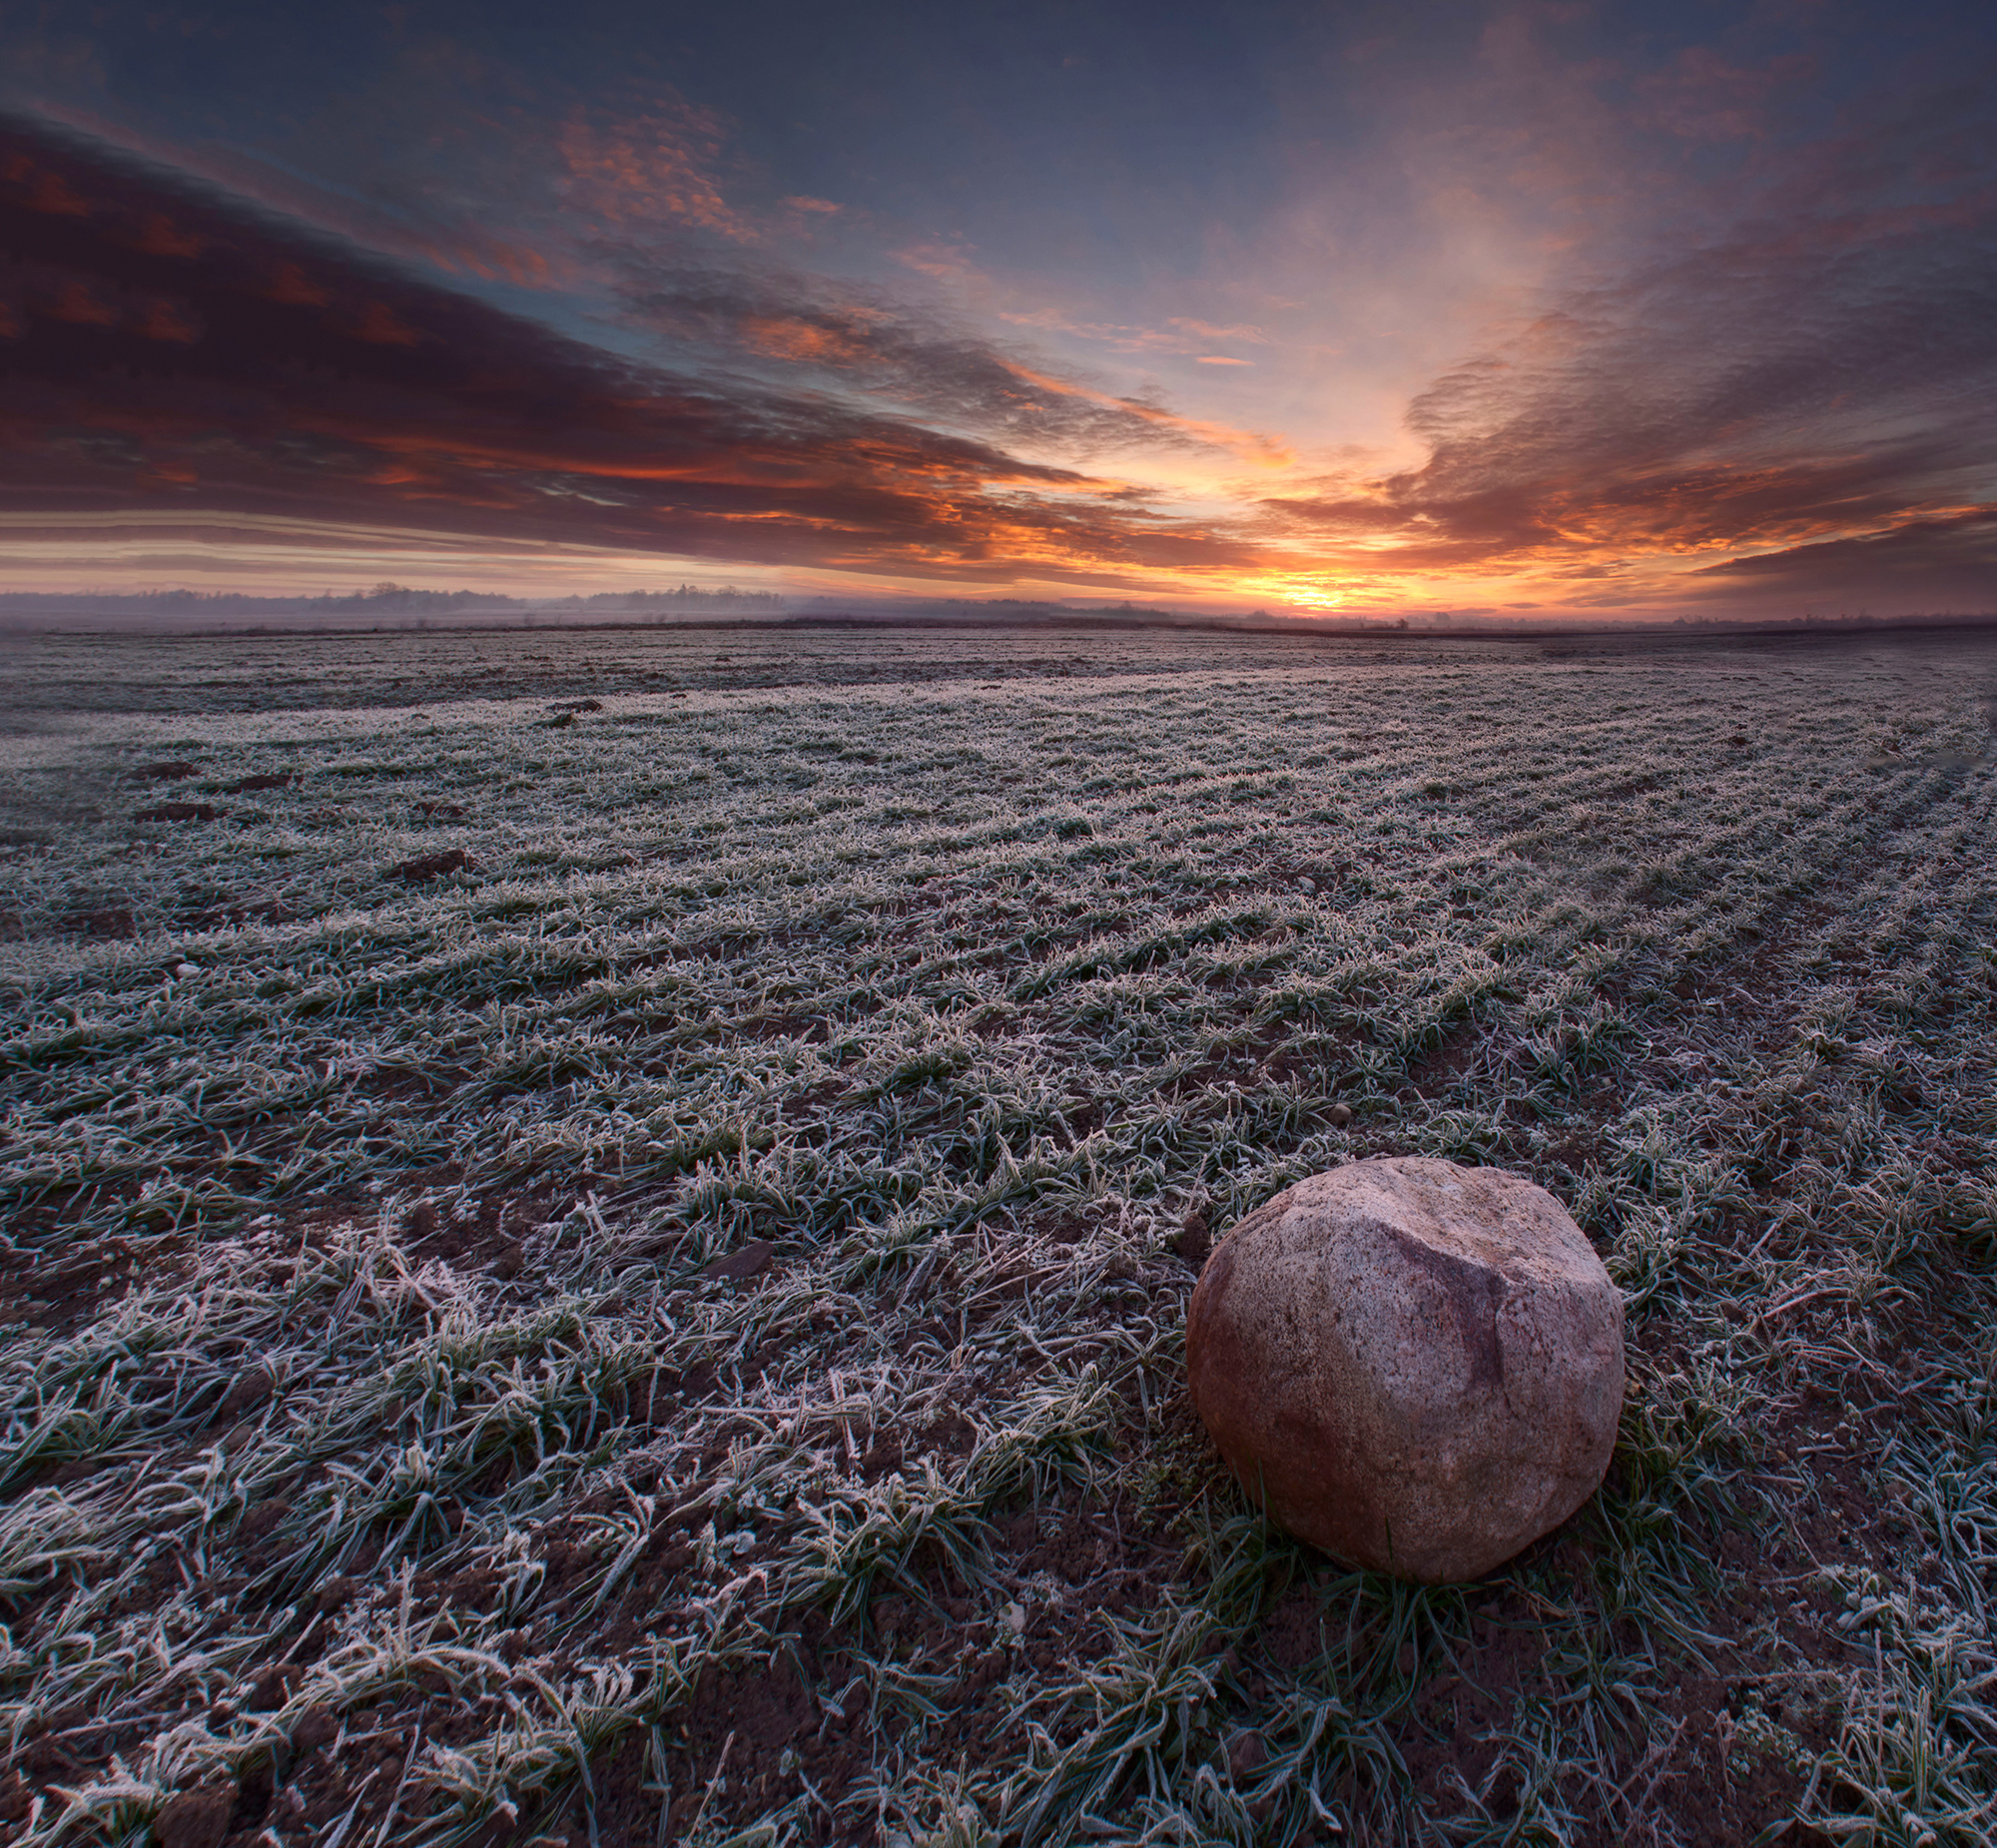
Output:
[[608, 261, 1292, 465], [1634, 45, 1816, 146], [997, 306, 1271, 359]]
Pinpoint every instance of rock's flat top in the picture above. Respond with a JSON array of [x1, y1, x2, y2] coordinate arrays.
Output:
[[1185, 1157, 1625, 1582]]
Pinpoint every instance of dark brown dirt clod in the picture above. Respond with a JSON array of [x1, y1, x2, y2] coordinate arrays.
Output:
[[247, 1664, 299, 1709], [1173, 1210, 1210, 1267], [135, 803, 222, 823], [383, 849, 473, 883], [216, 1368, 275, 1424], [1226, 1728, 1268, 1779], [53, 905, 136, 937], [153, 1783, 235, 1848], [291, 1704, 338, 1749], [702, 1239, 775, 1282]]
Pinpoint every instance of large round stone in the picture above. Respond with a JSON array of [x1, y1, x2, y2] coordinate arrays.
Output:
[[1185, 1157, 1624, 1583]]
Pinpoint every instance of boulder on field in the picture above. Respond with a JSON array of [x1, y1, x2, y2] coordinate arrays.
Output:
[[1185, 1156, 1624, 1583]]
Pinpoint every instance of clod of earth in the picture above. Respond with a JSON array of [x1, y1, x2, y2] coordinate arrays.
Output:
[[701, 1238, 775, 1282], [383, 849, 474, 883], [1173, 1208, 1211, 1267], [53, 905, 134, 937], [152, 1782, 237, 1848], [1185, 1155, 1624, 1583], [135, 802, 222, 823]]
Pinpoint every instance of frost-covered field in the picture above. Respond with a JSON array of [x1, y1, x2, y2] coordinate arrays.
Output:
[[3, 624, 1996, 1848]]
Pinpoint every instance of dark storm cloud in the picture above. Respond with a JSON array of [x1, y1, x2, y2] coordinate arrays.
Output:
[[1263, 85, 1997, 606], [1693, 506, 1997, 603], [0, 114, 1258, 584]]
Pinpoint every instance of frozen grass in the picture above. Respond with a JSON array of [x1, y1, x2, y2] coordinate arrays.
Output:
[[2, 624, 1996, 1845]]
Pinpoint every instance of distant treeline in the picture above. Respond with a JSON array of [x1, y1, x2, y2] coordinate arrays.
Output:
[[2, 585, 1990, 634], [0, 582, 787, 614], [552, 585, 786, 610]]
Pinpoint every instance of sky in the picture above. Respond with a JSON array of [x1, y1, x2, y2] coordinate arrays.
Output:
[[3, 0, 1995, 619]]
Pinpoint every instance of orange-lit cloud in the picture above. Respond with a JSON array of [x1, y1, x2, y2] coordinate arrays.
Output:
[[1169, 318, 1271, 346], [554, 104, 752, 242], [351, 302, 421, 345], [267, 263, 328, 306], [51, 278, 116, 323], [135, 212, 202, 257], [134, 295, 199, 341], [892, 242, 983, 286]]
